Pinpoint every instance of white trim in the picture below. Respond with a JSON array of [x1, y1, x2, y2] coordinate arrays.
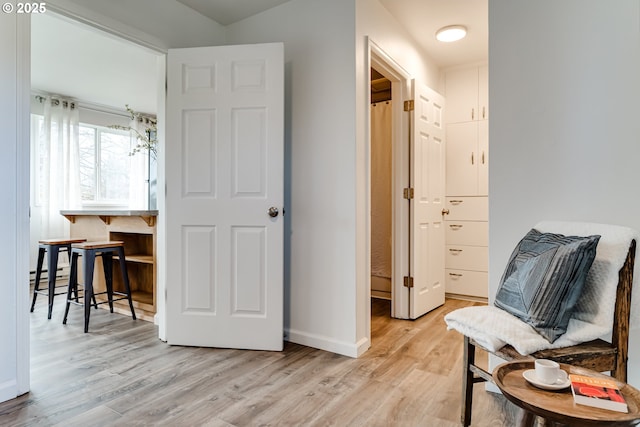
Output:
[[286, 329, 368, 358], [16, 12, 31, 398], [155, 55, 167, 338]]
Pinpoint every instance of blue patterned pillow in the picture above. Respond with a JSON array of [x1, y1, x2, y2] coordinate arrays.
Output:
[[494, 229, 600, 343]]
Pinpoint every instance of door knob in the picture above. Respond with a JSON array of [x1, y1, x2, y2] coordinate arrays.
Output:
[[268, 207, 279, 218]]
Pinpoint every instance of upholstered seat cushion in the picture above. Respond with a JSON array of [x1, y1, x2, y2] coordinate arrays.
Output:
[[494, 229, 600, 343], [445, 221, 640, 355]]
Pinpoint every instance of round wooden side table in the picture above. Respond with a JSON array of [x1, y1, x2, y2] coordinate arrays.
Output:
[[493, 361, 640, 426]]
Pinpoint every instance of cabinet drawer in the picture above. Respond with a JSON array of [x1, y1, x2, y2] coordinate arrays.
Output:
[[445, 221, 488, 246], [446, 269, 488, 298], [445, 197, 488, 221], [446, 245, 488, 271]]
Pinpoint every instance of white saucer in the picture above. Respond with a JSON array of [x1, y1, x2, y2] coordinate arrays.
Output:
[[522, 369, 571, 390]]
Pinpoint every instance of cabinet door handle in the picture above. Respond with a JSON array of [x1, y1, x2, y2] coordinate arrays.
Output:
[[449, 224, 463, 230], [449, 273, 463, 277], [471, 108, 475, 120], [482, 106, 486, 119], [449, 200, 463, 205], [482, 151, 485, 164], [471, 152, 475, 165], [449, 249, 463, 254]]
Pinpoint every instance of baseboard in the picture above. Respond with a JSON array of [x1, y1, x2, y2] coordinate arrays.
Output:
[[445, 292, 488, 304], [285, 328, 370, 358]]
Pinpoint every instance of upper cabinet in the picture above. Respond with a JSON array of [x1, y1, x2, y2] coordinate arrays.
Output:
[[446, 120, 488, 196], [445, 64, 488, 124]]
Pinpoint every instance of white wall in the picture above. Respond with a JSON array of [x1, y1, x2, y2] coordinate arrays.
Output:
[[226, 0, 361, 356], [227, 0, 441, 356], [356, 0, 440, 91], [490, 0, 640, 386], [0, 13, 30, 403], [355, 0, 441, 351]]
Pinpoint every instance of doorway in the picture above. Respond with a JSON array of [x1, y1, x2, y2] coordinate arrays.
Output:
[[29, 11, 165, 323], [368, 41, 412, 321]]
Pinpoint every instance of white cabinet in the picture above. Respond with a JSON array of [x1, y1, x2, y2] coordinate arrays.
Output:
[[444, 64, 489, 300], [444, 197, 488, 299], [445, 64, 488, 124], [446, 120, 488, 196]]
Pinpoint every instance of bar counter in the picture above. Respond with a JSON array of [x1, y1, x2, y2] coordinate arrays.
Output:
[[61, 209, 158, 322]]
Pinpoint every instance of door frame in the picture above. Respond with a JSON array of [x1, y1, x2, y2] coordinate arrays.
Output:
[[8, 13, 31, 400], [367, 38, 412, 322], [13, 7, 169, 397]]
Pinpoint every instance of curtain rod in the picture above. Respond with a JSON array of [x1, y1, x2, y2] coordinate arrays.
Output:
[[31, 90, 156, 120]]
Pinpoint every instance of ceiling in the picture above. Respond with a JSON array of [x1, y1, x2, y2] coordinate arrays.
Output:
[[31, 0, 487, 115], [379, 0, 488, 69], [31, 13, 160, 114], [175, 0, 293, 26], [175, 0, 488, 69]]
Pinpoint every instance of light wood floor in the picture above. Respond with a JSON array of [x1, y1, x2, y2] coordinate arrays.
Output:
[[0, 295, 520, 426]]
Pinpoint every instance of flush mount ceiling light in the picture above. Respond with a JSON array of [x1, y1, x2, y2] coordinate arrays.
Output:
[[435, 25, 467, 42]]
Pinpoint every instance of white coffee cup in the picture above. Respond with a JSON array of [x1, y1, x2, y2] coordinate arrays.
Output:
[[534, 359, 565, 384]]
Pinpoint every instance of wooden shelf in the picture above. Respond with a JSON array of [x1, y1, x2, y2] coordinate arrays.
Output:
[[114, 254, 154, 264], [131, 290, 153, 306], [94, 291, 155, 322]]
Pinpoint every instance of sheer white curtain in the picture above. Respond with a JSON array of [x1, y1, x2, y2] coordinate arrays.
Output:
[[370, 101, 393, 280], [35, 96, 82, 239]]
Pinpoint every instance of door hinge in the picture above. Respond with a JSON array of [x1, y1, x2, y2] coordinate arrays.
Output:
[[404, 276, 414, 288], [404, 100, 414, 111], [403, 187, 414, 200]]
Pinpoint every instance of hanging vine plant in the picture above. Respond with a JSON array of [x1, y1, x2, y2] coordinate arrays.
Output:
[[109, 104, 157, 159]]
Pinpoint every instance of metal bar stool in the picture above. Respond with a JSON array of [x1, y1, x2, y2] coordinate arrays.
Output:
[[31, 238, 87, 319], [63, 241, 137, 332]]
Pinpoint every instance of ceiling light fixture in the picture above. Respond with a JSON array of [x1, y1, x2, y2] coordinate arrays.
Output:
[[435, 25, 467, 42]]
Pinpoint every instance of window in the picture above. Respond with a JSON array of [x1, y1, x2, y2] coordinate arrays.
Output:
[[78, 124, 133, 204], [31, 111, 148, 210]]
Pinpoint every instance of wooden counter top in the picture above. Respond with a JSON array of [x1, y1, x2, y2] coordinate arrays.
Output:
[[60, 209, 158, 216], [61, 210, 158, 226]]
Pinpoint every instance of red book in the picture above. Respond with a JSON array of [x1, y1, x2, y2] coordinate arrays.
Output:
[[569, 374, 628, 413]]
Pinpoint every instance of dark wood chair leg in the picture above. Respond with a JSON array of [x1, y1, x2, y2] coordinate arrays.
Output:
[[31, 246, 46, 312], [462, 336, 475, 427]]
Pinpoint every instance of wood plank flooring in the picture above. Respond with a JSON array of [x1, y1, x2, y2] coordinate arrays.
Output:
[[0, 295, 521, 426]]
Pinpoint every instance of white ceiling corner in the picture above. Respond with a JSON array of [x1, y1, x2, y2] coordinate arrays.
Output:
[[175, 0, 293, 25]]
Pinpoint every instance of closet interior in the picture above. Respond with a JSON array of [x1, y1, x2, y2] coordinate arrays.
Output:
[[370, 67, 393, 301]]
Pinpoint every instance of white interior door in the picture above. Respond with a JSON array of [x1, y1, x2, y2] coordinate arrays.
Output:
[[165, 43, 284, 350], [409, 80, 446, 319]]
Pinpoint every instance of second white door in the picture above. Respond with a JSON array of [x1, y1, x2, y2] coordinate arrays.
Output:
[[409, 80, 446, 319]]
